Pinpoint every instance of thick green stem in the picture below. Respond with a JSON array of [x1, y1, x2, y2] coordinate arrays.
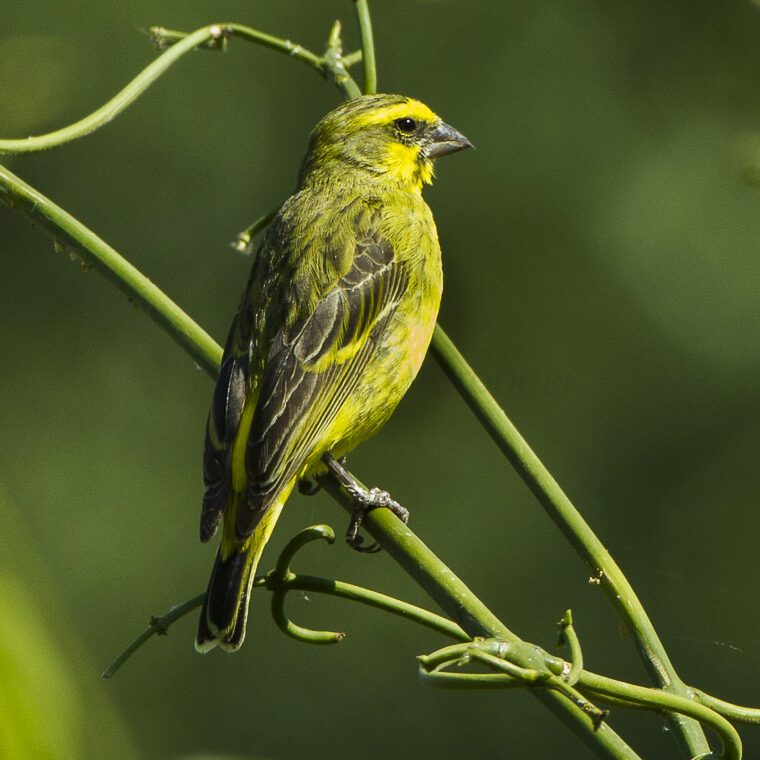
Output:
[[429, 326, 710, 757], [320, 479, 640, 759], [0, 163, 221, 376]]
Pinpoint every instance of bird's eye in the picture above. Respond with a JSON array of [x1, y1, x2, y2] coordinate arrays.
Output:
[[394, 117, 418, 134]]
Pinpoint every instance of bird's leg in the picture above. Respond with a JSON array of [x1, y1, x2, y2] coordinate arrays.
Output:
[[321, 453, 410, 553]]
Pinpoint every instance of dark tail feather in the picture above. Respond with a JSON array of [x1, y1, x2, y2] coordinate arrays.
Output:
[[195, 546, 254, 653], [195, 492, 288, 653]]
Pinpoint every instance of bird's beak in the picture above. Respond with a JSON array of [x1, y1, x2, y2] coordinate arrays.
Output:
[[426, 120, 474, 158]]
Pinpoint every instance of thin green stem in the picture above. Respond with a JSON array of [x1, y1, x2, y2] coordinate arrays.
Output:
[[429, 325, 710, 757], [1, 26, 223, 154], [150, 24, 320, 66], [101, 593, 205, 678], [0, 163, 221, 376], [104, 569, 465, 677], [0, 22, 349, 155], [342, 49, 363, 68], [354, 0, 377, 94], [268, 525, 346, 644], [232, 208, 279, 254], [419, 638, 738, 758], [579, 673, 742, 760], [557, 610, 583, 687], [272, 573, 468, 643], [420, 637, 740, 758], [693, 691, 760, 726], [269, 524, 469, 644]]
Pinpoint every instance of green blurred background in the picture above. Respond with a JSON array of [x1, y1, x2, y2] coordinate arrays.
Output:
[[3, 1, 760, 757]]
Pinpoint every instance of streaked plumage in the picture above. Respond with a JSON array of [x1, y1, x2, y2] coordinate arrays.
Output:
[[196, 94, 471, 652]]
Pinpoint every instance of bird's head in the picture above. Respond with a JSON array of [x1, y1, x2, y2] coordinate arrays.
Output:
[[298, 94, 472, 193]]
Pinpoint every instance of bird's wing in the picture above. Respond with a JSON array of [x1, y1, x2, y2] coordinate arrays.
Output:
[[235, 216, 409, 539], [200, 226, 275, 542]]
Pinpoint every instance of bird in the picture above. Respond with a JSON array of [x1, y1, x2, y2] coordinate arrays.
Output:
[[196, 93, 472, 652]]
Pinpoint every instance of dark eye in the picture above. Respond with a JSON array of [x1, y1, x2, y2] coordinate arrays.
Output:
[[394, 117, 418, 134]]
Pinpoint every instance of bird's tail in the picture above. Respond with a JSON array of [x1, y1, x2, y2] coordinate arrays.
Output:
[[195, 496, 286, 653]]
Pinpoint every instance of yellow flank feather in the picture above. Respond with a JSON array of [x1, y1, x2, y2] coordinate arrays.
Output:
[[229, 401, 255, 497], [196, 93, 471, 653]]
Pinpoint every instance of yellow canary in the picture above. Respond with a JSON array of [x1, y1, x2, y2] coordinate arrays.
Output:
[[196, 94, 471, 652]]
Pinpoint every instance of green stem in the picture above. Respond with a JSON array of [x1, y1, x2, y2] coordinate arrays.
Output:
[[322, 20, 363, 100], [429, 325, 710, 757], [232, 208, 279, 254], [0, 163, 221, 376], [0, 22, 353, 155], [103, 569, 465, 677], [342, 49, 363, 68], [354, 0, 377, 94], [320, 478, 640, 759], [1, 25, 213, 154], [271, 573, 468, 644], [150, 24, 321, 65], [693, 691, 760, 726], [420, 643, 739, 760], [579, 673, 741, 760], [101, 594, 205, 678], [557, 610, 583, 687], [266, 524, 465, 645]]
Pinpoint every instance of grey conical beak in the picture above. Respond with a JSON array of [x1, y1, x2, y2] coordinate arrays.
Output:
[[426, 120, 474, 158]]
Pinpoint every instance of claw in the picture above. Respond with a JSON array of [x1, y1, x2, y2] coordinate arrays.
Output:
[[348, 532, 382, 554], [321, 453, 411, 554], [298, 477, 321, 496]]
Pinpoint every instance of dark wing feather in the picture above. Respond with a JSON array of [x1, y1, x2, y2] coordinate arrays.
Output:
[[200, 318, 251, 541], [235, 231, 407, 538], [199, 231, 274, 542]]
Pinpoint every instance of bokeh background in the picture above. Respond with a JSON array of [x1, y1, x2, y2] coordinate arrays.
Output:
[[3, 1, 760, 757]]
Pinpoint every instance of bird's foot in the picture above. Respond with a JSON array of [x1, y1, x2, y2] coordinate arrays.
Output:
[[321, 453, 410, 553]]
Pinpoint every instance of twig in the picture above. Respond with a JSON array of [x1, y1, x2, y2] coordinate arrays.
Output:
[[557, 610, 583, 687], [102, 594, 205, 678], [232, 208, 279, 254]]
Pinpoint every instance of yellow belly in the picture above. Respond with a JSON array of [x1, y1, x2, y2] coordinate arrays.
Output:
[[296, 192, 443, 481]]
